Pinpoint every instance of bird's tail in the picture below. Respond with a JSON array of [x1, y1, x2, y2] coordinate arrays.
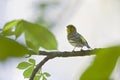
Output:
[[87, 44, 91, 48], [86, 42, 91, 49]]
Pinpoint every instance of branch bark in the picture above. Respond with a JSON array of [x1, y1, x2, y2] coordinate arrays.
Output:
[[29, 56, 51, 80], [29, 49, 98, 80]]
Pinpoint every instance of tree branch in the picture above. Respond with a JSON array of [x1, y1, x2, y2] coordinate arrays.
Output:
[[29, 49, 98, 80], [33, 49, 98, 57], [29, 56, 52, 80]]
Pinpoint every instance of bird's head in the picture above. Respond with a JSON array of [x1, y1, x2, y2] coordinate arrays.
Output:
[[66, 24, 77, 34]]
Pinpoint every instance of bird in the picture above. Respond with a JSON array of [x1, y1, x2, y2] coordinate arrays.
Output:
[[66, 24, 91, 51]]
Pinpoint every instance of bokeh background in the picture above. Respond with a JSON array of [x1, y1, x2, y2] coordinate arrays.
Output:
[[0, 0, 120, 80]]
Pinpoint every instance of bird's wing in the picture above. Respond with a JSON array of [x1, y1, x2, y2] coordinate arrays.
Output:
[[76, 33, 86, 43], [79, 33, 91, 48]]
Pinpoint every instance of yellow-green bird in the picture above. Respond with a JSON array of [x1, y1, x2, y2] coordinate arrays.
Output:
[[66, 24, 91, 51]]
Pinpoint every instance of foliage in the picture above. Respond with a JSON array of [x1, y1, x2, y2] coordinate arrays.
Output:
[[0, 35, 29, 60], [36, 0, 60, 28], [80, 46, 120, 80], [17, 58, 51, 80], [0, 20, 58, 60]]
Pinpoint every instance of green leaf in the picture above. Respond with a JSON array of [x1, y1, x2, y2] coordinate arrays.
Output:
[[2, 20, 20, 36], [80, 46, 120, 80], [29, 58, 36, 65], [43, 76, 47, 80], [0, 35, 29, 60], [16, 20, 57, 53], [1, 20, 58, 53], [17, 62, 32, 69], [24, 30, 40, 53], [23, 66, 34, 78], [43, 72, 51, 77], [15, 21, 24, 38], [24, 21, 57, 52], [34, 75, 41, 80]]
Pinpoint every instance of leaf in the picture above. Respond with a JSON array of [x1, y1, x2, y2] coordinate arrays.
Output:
[[16, 20, 57, 53], [1, 20, 58, 53], [2, 20, 20, 36], [29, 58, 36, 65], [80, 46, 120, 80], [43, 72, 51, 77], [0, 35, 29, 60], [24, 21, 58, 52], [24, 30, 40, 53], [23, 66, 34, 78], [15, 21, 24, 38], [43, 76, 47, 80], [34, 75, 41, 80], [17, 62, 32, 69]]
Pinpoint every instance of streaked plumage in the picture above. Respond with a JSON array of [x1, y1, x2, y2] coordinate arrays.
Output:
[[66, 24, 91, 51]]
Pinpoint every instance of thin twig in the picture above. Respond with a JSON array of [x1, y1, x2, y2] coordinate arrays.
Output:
[[29, 56, 54, 80]]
